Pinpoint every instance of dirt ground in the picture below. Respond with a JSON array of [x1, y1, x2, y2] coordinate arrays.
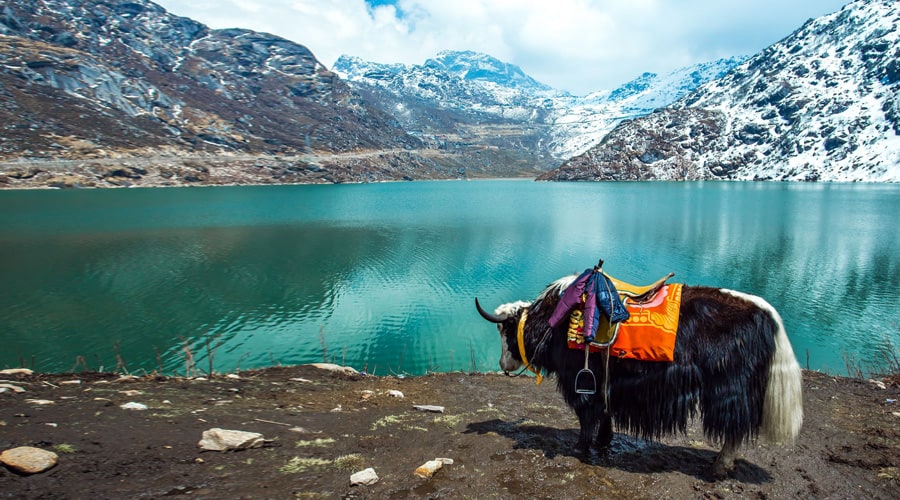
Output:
[[1, 365, 898, 499]]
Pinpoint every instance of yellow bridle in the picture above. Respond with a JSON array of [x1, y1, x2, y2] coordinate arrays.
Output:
[[517, 309, 543, 385]]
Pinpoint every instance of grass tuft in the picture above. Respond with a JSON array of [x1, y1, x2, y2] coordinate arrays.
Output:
[[279, 456, 331, 474], [332, 454, 365, 471], [52, 444, 76, 454], [295, 438, 336, 447]]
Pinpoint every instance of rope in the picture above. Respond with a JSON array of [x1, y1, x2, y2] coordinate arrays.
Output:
[[517, 309, 543, 385]]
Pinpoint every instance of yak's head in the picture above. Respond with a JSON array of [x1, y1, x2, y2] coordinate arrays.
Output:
[[475, 298, 531, 373]]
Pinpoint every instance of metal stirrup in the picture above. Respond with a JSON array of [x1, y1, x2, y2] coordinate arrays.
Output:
[[575, 344, 596, 395]]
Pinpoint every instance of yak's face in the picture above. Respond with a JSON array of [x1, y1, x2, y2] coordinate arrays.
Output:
[[475, 299, 530, 374]]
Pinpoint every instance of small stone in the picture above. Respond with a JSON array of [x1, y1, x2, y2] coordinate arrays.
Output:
[[413, 405, 445, 413], [0, 446, 58, 475], [25, 399, 54, 405], [0, 383, 26, 393], [198, 428, 265, 452], [350, 467, 379, 486], [868, 379, 887, 390], [414, 460, 443, 478], [0, 368, 33, 375], [225, 374, 240, 379], [414, 457, 454, 478], [388, 390, 404, 398], [307, 363, 359, 376], [118, 390, 144, 396], [120, 402, 148, 410]]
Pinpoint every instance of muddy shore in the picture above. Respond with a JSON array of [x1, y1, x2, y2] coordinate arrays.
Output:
[[1, 365, 898, 499]]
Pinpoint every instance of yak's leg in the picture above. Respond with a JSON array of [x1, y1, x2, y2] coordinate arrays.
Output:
[[712, 437, 741, 477], [573, 401, 601, 455], [593, 412, 613, 449]]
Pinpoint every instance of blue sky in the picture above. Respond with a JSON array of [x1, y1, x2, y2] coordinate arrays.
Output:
[[154, 0, 851, 95]]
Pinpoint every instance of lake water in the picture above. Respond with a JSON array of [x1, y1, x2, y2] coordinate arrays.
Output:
[[1, 180, 897, 376]]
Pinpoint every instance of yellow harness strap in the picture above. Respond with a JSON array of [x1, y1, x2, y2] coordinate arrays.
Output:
[[517, 310, 543, 385]]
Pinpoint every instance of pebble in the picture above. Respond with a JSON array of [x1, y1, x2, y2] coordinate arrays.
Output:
[[350, 467, 379, 486], [868, 379, 887, 390], [25, 399, 54, 405], [198, 428, 265, 451], [308, 363, 359, 376], [388, 390, 404, 398], [120, 402, 148, 410], [0, 368, 33, 375], [414, 458, 454, 478], [413, 405, 445, 413]]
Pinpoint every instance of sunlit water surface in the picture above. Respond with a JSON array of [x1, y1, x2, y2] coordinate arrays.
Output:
[[0, 180, 897, 376]]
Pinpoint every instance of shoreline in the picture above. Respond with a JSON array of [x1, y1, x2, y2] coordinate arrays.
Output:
[[1, 364, 897, 498]]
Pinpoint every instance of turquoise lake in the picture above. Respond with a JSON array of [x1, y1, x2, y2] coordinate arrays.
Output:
[[0, 180, 897, 376]]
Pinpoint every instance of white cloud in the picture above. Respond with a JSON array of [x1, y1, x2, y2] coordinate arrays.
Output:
[[154, 0, 850, 95]]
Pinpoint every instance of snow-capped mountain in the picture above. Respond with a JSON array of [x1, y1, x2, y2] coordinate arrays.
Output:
[[334, 51, 744, 161], [426, 50, 555, 92], [334, 51, 563, 123], [545, 57, 746, 159], [3, 0, 894, 185], [542, 0, 900, 182]]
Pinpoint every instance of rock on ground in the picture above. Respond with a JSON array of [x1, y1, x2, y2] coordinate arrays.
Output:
[[198, 428, 265, 452], [0, 446, 58, 475]]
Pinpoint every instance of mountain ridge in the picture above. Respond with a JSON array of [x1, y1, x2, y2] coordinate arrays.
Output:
[[539, 0, 899, 182], [334, 51, 745, 163], [1, 0, 895, 187], [0, 0, 466, 186]]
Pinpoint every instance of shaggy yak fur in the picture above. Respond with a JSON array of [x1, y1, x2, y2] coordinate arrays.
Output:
[[476, 275, 803, 477]]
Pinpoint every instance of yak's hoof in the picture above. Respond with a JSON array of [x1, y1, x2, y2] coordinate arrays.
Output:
[[573, 441, 592, 457], [711, 460, 734, 479], [595, 431, 613, 449]]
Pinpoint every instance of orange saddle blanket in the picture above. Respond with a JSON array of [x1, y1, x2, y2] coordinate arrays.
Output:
[[567, 283, 683, 362]]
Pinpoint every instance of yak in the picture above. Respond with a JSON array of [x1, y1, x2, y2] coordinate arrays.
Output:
[[476, 274, 803, 477]]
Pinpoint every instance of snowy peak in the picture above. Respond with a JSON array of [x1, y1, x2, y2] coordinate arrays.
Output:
[[543, 0, 900, 183], [546, 56, 746, 159], [335, 51, 743, 161], [332, 55, 406, 81], [423, 50, 554, 92]]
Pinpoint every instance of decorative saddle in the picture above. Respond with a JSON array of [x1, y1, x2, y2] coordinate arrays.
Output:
[[567, 271, 681, 362]]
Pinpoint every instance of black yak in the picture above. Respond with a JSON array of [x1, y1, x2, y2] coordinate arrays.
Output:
[[476, 274, 803, 477]]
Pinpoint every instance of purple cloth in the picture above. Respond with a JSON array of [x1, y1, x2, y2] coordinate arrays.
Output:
[[549, 268, 629, 341]]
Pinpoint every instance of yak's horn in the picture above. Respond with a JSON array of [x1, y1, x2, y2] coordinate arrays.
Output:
[[475, 298, 505, 323]]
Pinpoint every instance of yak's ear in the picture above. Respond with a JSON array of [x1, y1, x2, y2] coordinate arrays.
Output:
[[475, 298, 505, 323]]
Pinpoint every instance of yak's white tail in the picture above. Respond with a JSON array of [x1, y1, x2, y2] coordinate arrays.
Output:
[[758, 299, 803, 444], [725, 290, 803, 444]]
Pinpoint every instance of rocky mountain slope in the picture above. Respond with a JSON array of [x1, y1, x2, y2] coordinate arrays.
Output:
[[541, 0, 900, 182], [544, 58, 746, 159], [0, 0, 467, 185], [334, 51, 743, 167]]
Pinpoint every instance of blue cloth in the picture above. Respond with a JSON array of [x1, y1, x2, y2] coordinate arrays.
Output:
[[549, 268, 630, 342]]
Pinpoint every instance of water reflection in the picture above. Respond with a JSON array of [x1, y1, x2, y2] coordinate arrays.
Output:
[[0, 181, 897, 375]]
